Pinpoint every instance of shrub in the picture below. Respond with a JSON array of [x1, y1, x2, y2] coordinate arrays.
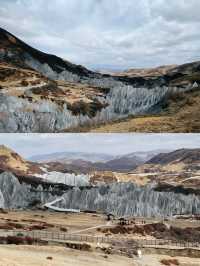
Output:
[[160, 259, 180, 266], [6, 236, 24, 245], [17, 233, 24, 237], [7, 222, 25, 229], [28, 224, 46, 230], [21, 79, 29, 86], [68, 99, 107, 118], [25, 236, 34, 245], [60, 227, 68, 232]]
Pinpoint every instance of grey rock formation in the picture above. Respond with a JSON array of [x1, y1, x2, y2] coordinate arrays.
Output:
[[0, 172, 30, 209], [0, 172, 199, 218], [0, 80, 195, 133], [59, 182, 200, 217]]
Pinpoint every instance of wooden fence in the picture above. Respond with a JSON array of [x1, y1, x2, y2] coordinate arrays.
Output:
[[7, 230, 200, 249]]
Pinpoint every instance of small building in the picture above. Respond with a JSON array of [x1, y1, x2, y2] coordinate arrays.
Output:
[[118, 216, 137, 225]]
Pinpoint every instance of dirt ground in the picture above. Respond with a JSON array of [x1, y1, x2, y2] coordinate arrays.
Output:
[[0, 245, 133, 266], [0, 210, 106, 234], [138, 254, 200, 266], [0, 210, 199, 235], [0, 245, 199, 266]]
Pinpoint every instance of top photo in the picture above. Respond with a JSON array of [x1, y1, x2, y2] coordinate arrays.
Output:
[[0, 0, 200, 133]]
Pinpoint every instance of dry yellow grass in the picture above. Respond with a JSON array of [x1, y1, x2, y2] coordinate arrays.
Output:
[[114, 172, 151, 186], [0, 63, 106, 106], [0, 145, 29, 172], [0, 211, 106, 234]]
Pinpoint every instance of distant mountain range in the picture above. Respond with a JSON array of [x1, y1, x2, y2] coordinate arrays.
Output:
[[29, 150, 168, 173], [29, 151, 115, 163], [0, 144, 200, 190], [0, 144, 167, 179], [98, 65, 178, 78]]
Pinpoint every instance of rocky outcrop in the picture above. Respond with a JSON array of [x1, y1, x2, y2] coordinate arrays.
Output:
[[58, 182, 200, 217], [0, 172, 199, 217], [0, 172, 30, 209], [35, 171, 90, 186], [0, 83, 196, 132]]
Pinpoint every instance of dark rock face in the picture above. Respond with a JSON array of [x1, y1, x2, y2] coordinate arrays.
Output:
[[0, 27, 93, 77], [0, 27, 177, 88]]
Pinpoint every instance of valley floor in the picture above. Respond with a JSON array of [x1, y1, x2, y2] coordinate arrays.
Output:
[[0, 210, 106, 234], [1, 210, 199, 233], [0, 211, 200, 265]]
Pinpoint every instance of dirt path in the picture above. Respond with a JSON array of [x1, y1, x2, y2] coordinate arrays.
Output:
[[70, 221, 112, 235]]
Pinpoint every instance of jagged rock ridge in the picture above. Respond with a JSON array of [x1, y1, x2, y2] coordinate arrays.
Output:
[[0, 172, 199, 218]]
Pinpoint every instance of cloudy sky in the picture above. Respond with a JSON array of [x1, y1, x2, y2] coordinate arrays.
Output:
[[0, 0, 200, 70], [0, 134, 200, 158]]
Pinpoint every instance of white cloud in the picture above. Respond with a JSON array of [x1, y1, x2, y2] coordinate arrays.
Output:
[[0, 0, 200, 69]]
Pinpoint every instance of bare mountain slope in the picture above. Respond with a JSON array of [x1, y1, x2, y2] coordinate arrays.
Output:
[[112, 65, 177, 78], [1, 27, 200, 133], [147, 149, 200, 165], [131, 149, 200, 190], [0, 145, 46, 184], [0, 27, 92, 77]]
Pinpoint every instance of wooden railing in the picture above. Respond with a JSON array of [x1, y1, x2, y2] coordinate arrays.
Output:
[[5, 230, 200, 249]]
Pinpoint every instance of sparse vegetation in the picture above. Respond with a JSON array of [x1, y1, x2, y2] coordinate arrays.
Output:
[[0, 235, 48, 246], [65, 242, 91, 251], [21, 79, 29, 86], [160, 259, 180, 266], [60, 227, 68, 232], [67, 99, 107, 118], [46, 256, 53, 260], [99, 223, 200, 243], [171, 72, 200, 85], [91, 89, 200, 133]]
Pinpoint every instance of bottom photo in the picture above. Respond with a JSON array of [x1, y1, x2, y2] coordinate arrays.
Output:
[[0, 133, 199, 266]]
